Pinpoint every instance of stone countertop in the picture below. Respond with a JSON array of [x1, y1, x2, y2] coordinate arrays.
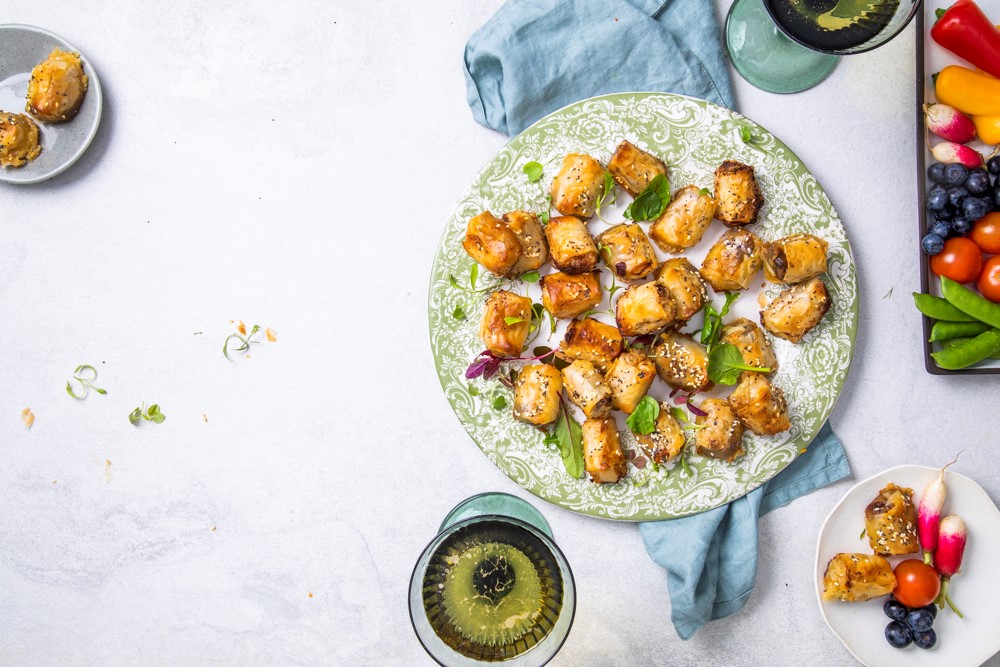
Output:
[[1, 1, 998, 665]]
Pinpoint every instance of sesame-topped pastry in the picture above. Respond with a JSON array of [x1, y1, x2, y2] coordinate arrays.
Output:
[[513, 364, 563, 427], [561, 317, 623, 372], [462, 211, 523, 277], [545, 215, 599, 275], [714, 160, 763, 226], [0, 112, 42, 168], [561, 360, 613, 419], [540, 271, 603, 319], [582, 417, 627, 484], [694, 399, 745, 462], [720, 318, 777, 372], [604, 349, 656, 414], [606, 140, 667, 198], [26, 49, 89, 123], [762, 233, 828, 284], [699, 228, 764, 292], [649, 185, 717, 253], [479, 290, 532, 358], [635, 406, 686, 464], [865, 483, 920, 556], [655, 258, 708, 323], [822, 553, 897, 602], [551, 153, 606, 219], [651, 330, 710, 393], [502, 210, 548, 276], [760, 277, 832, 343], [596, 223, 659, 282]]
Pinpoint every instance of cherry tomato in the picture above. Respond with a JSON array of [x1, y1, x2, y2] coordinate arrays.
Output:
[[978, 255, 1000, 302], [930, 237, 984, 284], [971, 212, 1000, 253], [893, 559, 941, 608]]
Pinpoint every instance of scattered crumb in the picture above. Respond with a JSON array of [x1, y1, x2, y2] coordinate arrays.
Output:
[[245, 355, 251, 359], [799, 448, 807, 454], [202, 414, 209, 423], [757, 292, 768, 308], [237, 320, 247, 336], [21, 407, 34, 429], [308, 592, 313, 599], [265, 327, 277, 342], [211, 526, 217, 532], [52, 480, 57, 485], [104, 459, 113, 484]]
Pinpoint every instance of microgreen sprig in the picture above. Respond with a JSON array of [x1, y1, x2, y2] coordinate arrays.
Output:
[[595, 171, 618, 224], [66, 365, 107, 399], [224, 323, 261, 360], [129, 403, 165, 426]]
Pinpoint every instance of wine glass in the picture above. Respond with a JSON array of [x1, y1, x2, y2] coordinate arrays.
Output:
[[725, 0, 922, 94]]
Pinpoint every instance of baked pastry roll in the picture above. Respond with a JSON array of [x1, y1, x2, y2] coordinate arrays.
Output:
[[606, 140, 667, 197], [655, 257, 708, 323], [635, 407, 686, 464], [728, 372, 790, 436], [699, 228, 764, 292], [582, 417, 627, 483], [545, 215, 599, 275], [561, 317, 623, 371], [649, 185, 717, 253], [513, 364, 563, 426], [551, 153, 605, 218], [760, 277, 831, 343], [503, 210, 549, 276], [479, 290, 532, 358], [714, 160, 763, 226], [615, 282, 676, 337], [462, 211, 523, 276], [26, 49, 89, 123], [821, 553, 897, 602], [652, 330, 710, 393], [604, 350, 656, 414], [694, 399, 745, 462], [0, 112, 42, 168], [720, 318, 777, 372], [762, 234, 828, 284], [561, 360, 613, 419], [865, 483, 920, 556], [596, 223, 659, 281], [540, 271, 602, 319]]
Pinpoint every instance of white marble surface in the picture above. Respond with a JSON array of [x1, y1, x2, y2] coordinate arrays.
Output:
[[1, 1, 998, 665]]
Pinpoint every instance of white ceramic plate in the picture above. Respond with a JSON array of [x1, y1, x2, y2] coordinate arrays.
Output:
[[815, 465, 1000, 666], [0, 24, 103, 184]]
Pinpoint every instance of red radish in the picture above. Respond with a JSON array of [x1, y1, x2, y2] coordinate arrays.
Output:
[[918, 455, 960, 563], [931, 141, 985, 167], [924, 103, 977, 143], [933, 514, 967, 617]]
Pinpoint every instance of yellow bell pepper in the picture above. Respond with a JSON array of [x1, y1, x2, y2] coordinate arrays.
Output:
[[974, 114, 1000, 145], [936, 65, 1000, 116]]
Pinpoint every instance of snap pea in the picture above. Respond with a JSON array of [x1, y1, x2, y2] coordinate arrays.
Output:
[[912, 292, 978, 322], [941, 276, 1000, 329], [931, 329, 1000, 370], [929, 320, 991, 342], [942, 337, 1000, 359]]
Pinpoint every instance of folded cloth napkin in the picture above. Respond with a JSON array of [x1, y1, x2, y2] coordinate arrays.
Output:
[[464, 0, 853, 639]]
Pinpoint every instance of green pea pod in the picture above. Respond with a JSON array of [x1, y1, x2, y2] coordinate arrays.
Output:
[[931, 329, 1000, 370], [912, 293, 978, 322], [942, 337, 1000, 358], [929, 320, 991, 342], [941, 277, 1000, 328]]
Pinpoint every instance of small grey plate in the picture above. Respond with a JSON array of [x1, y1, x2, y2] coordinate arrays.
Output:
[[0, 24, 103, 184]]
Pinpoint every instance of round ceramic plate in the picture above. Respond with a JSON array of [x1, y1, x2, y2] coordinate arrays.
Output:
[[429, 92, 858, 520], [0, 24, 103, 184], [815, 465, 1000, 666]]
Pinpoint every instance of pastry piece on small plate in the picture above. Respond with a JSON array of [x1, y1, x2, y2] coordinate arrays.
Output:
[[865, 483, 920, 556], [821, 553, 897, 602]]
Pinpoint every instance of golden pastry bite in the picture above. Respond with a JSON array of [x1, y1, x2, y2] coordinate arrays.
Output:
[[649, 185, 717, 253], [479, 290, 532, 358], [503, 210, 548, 276], [614, 282, 676, 337], [582, 416, 627, 484], [561, 317, 623, 371], [463, 211, 523, 277], [596, 223, 659, 281], [636, 407, 686, 464], [26, 49, 89, 123], [513, 364, 563, 427], [762, 234, 829, 284], [545, 215, 599, 275], [651, 330, 710, 393], [655, 258, 708, 323], [713, 160, 764, 226], [540, 271, 602, 319], [720, 318, 777, 372], [0, 112, 42, 168], [551, 153, 606, 218], [699, 228, 764, 292], [561, 360, 613, 419], [604, 349, 656, 414], [606, 140, 667, 197], [865, 483, 919, 556], [694, 399, 745, 462], [728, 372, 790, 436], [822, 553, 897, 602], [760, 277, 831, 343]]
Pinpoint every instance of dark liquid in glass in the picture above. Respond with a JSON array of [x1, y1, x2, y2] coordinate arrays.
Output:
[[766, 0, 900, 51]]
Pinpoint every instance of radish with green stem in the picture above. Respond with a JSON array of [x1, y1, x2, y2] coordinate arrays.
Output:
[[933, 514, 967, 617], [918, 454, 961, 564]]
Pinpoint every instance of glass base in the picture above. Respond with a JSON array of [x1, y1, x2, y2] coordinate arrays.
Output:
[[440, 492, 553, 538], [725, 0, 838, 94]]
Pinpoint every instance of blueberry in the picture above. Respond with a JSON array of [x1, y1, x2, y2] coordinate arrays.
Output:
[[968, 169, 991, 195], [935, 206, 955, 222], [918, 604, 938, 620], [993, 186, 1000, 208], [948, 186, 970, 208], [913, 628, 937, 650], [907, 607, 935, 632], [952, 216, 973, 234], [983, 195, 997, 213], [927, 187, 949, 211], [988, 155, 1000, 175], [929, 162, 947, 183], [886, 620, 913, 649], [884, 598, 908, 621], [922, 233, 946, 255], [964, 196, 989, 220], [930, 221, 952, 238], [944, 163, 970, 186]]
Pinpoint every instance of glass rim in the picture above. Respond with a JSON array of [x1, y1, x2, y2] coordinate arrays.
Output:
[[761, 0, 923, 56]]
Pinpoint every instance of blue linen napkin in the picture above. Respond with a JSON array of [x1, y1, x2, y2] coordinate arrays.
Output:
[[464, 0, 853, 639]]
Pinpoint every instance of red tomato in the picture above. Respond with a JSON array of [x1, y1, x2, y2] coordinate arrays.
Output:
[[978, 255, 1000, 302], [971, 212, 1000, 253], [930, 237, 984, 284], [893, 559, 941, 608]]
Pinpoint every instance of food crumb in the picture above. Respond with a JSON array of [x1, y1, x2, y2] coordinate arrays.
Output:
[[202, 414, 209, 423], [265, 327, 277, 342], [237, 320, 247, 336], [211, 526, 217, 532], [308, 592, 313, 599], [21, 407, 34, 429], [104, 459, 113, 484]]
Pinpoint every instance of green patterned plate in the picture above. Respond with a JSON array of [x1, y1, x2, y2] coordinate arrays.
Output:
[[429, 92, 857, 521]]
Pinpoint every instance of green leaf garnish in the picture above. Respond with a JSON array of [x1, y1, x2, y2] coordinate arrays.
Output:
[[66, 364, 106, 399], [707, 342, 771, 385], [470, 263, 479, 290], [223, 324, 261, 360], [625, 396, 659, 435], [595, 171, 618, 222], [548, 404, 584, 479], [698, 187, 711, 197], [129, 402, 166, 426], [623, 174, 670, 222], [859, 527, 867, 540], [740, 126, 752, 143], [129, 407, 142, 426], [504, 316, 527, 326], [452, 305, 466, 320], [468, 385, 480, 397], [700, 292, 740, 350], [492, 396, 508, 410], [521, 270, 540, 283], [523, 161, 544, 183], [539, 210, 550, 225]]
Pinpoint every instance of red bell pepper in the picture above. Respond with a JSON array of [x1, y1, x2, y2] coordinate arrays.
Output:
[[932, 0, 1000, 80]]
